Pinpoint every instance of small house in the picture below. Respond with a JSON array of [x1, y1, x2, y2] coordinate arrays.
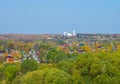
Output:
[[5, 56, 14, 63]]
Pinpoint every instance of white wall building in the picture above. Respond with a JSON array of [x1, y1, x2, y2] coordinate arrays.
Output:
[[63, 30, 76, 37]]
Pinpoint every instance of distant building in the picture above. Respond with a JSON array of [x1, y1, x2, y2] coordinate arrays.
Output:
[[67, 33, 72, 37], [5, 54, 14, 63], [63, 30, 76, 37], [63, 32, 67, 36], [72, 30, 76, 36]]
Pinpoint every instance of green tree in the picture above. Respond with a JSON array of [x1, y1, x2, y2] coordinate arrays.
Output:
[[12, 76, 22, 84], [56, 60, 74, 74], [0, 64, 5, 81], [21, 70, 45, 84], [71, 69, 85, 84], [45, 68, 69, 84], [57, 40, 65, 45], [47, 49, 66, 63], [5, 65, 19, 84], [0, 56, 5, 64], [20, 59, 38, 74], [21, 68, 69, 84]]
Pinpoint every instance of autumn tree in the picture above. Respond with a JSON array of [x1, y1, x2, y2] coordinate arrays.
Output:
[[6, 41, 16, 50]]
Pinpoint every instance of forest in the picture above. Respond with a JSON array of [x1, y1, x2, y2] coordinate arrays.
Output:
[[0, 36, 120, 84]]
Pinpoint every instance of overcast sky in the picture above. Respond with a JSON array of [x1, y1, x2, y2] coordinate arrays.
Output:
[[0, 0, 120, 34]]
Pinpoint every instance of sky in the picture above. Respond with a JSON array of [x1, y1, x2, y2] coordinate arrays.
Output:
[[0, 0, 120, 34]]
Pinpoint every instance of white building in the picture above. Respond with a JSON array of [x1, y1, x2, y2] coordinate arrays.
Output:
[[72, 30, 76, 36], [63, 30, 76, 37]]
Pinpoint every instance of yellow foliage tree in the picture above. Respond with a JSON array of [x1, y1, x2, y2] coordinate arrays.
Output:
[[11, 50, 22, 60], [4, 51, 8, 57], [84, 45, 91, 52]]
